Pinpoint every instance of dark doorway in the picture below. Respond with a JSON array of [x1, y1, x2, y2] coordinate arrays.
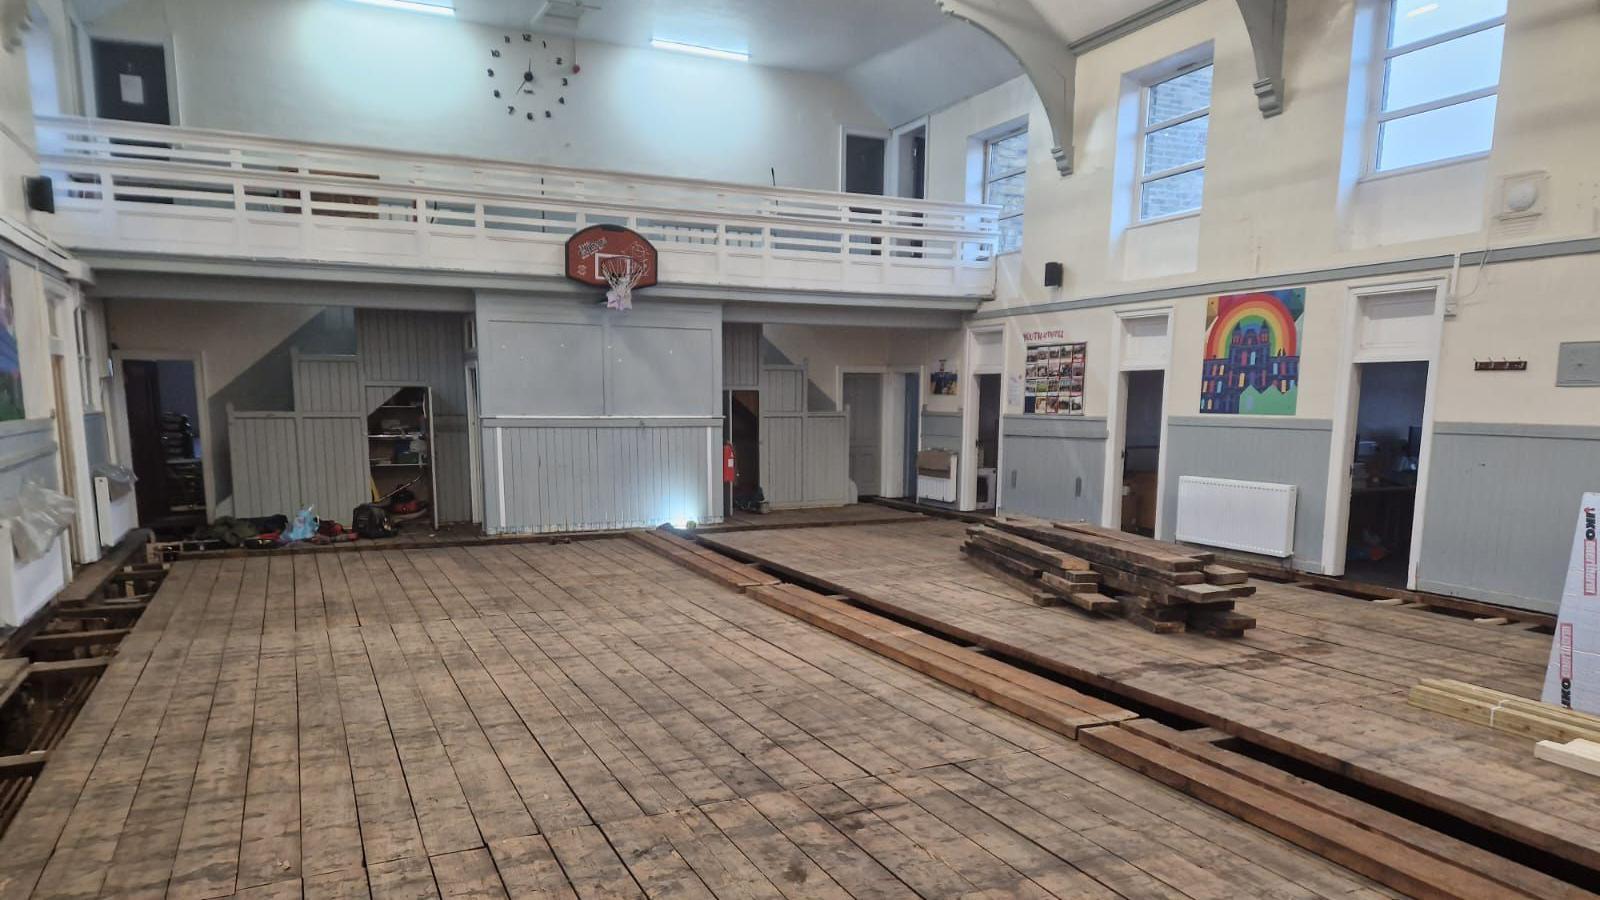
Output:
[[91, 39, 171, 124], [123, 359, 206, 535], [975, 373, 1001, 509], [728, 390, 760, 512], [1119, 370, 1165, 536], [842, 373, 883, 497], [1345, 361, 1428, 587], [843, 134, 886, 195]]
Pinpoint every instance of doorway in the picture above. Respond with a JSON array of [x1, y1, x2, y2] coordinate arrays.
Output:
[[728, 390, 760, 512], [975, 373, 1001, 509], [1343, 361, 1427, 586], [901, 372, 920, 497], [91, 39, 171, 124], [842, 133, 886, 195], [121, 358, 206, 534], [842, 373, 883, 497], [1118, 370, 1165, 536]]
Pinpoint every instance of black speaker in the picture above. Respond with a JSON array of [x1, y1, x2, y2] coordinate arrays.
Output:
[[24, 176, 54, 214], [1043, 261, 1063, 287]]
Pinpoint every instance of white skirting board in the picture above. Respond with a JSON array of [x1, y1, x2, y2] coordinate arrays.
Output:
[[0, 525, 69, 628], [1175, 475, 1297, 558]]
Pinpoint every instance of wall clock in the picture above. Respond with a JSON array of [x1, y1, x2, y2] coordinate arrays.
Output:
[[487, 32, 575, 121]]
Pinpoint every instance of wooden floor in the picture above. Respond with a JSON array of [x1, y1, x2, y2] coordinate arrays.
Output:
[[702, 520, 1600, 874], [0, 537, 1403, 899]]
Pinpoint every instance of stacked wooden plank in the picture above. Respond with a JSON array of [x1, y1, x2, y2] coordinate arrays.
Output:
[[963, 516, 1256, 636], [1408, 678, 1600, 744]]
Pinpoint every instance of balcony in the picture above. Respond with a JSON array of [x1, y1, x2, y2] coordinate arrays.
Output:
[[35, 116, 999, 299]]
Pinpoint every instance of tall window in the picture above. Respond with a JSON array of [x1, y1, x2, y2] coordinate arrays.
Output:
[[984, 128, 1027, 254], [1137, 63, 1212, 221], [1374, 0, 1505, 173]]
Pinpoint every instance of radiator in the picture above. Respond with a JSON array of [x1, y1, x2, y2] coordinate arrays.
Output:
[[94, 475, 138, 549], [916, 449, 958, 504], [0, 525, 68, 628], [1175, 475, 1297, 558]]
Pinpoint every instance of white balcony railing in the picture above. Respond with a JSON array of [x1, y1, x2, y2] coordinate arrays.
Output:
[[35, 116, 1000, 298]]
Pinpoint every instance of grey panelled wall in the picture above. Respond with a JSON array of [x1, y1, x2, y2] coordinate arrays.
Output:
[[922, 410, 962, 451], [723, 323, 761, 390], [1417, 423, 1600, 614], [998, 415, 1107, 523], [482, 418, 719, 532], [760, 412, 850, 508], [228, 411, 368, 521], [1161, 417, 1334, 572], [293, 353, 363, 413], [0, 421, 60, 497], [356, 309, 472, 523]]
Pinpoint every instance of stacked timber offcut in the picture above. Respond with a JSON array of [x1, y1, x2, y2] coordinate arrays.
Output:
[[961, 516, 1257, 636], [1408, 678, 1600, 744]]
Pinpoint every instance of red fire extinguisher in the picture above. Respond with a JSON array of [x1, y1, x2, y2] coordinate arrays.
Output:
[[722, 443, 737, 483]]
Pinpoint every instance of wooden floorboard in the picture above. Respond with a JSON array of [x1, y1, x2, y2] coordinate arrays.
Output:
[[701, 519, 1600, 877], [1, 532, 1441, 898]]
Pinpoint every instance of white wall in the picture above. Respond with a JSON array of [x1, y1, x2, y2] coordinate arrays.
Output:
[[83, 0, 886, 190], [762, 324, 961, 412]]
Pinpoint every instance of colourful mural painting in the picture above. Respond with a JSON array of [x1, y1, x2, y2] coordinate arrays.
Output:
[[1199, 288, 1304, 415], [0, 256, 22, 422]]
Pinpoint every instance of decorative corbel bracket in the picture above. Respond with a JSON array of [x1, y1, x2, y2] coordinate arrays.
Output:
[[1, 0, 33, 53], [1236, 0, 1287, 117], [936, 0, 1077, 176]]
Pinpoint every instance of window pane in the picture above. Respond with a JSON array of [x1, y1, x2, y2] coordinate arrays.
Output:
[[1140, 167, 1204, 220], [985, 172, 1025, 218], [1146, 65, 1212, 125], [1141, 115, 1208, 176], [1377, 94, 1496, 170], [1384, 25, 1502, 112], [998, 216, 1023, 254], [1390, 0, 1505, 48], [986, 131, 1028, 178]]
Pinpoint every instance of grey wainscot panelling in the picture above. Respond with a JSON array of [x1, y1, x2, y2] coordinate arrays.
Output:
[[1417, 423, 1600, 614], [0, 420, 60, 498], [723, 323, 761, 390], [228, 411, 369, 521], [998, 415, 1107, 523], [921, 409, 963, 451], [482, 418, 720, 533], [293, 352, 363, 413], [1161, 416, 1333, 572]]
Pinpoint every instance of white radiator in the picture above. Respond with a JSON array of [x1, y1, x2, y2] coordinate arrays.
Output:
[[1175, 475, 1297, 558], [94, 475, 138, 549], [916, 449, 958, 504], [0, 525, 68, 628]]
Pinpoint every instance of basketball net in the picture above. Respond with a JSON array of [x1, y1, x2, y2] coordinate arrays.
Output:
[[599, 255, 643, 311]]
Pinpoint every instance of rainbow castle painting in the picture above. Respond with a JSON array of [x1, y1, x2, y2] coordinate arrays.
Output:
[[1199, 288, 1304, 416]]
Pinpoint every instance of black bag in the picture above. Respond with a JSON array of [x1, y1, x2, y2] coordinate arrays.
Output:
[[352, 503, 397, 539]]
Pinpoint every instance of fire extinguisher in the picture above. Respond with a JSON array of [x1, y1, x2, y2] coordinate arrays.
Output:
[[722, 443, 737, 483]]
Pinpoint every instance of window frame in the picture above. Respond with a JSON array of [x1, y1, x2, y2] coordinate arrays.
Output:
[[1134, 60, 1213, 224], [1368, 2, 1506, 176], [983, 126, 1028, 255]]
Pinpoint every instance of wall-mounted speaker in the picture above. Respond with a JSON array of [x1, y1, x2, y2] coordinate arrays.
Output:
[[1044, 261, 1064, 287], [24, 175, 54, 214]]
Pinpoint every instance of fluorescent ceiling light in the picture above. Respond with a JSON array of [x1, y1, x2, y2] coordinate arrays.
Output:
[[1406, 2, 1440, 16], [348, 0, 455, 16], [651, 39, 748, 62]]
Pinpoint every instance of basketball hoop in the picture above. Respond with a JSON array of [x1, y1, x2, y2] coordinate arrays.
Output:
[[565, 224, 659, 312], [599, 254, 642, 311]]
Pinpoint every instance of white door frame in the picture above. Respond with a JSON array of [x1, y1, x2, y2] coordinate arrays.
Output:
[[110, 349, 216, 523], [887, 117, 930, 199], [960, 325, 1006, 510], [837, 365, 922, 498], [44, 279, 99, 563], [1101, 307, 1175, 533], [465, 359, 483, 525], [1320, 278, 1446, 585]]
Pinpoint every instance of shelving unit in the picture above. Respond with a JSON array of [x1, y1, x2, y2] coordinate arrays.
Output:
[[366, 386, 438, 529]]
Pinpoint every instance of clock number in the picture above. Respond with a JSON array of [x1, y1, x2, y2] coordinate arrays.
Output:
[[492, 89, 501, 98], [487, 68, 494, 76], [491, 49, 500, 57], [507, 105, 515, 115], [558, 97, 565, 104], [545, 110, 552, 118], [503, 35, 510, 43], [526, 112, 534, 120], [555, 57, 563, 65], [523, 33, 532, 41], [561, 77, 568, 86]]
